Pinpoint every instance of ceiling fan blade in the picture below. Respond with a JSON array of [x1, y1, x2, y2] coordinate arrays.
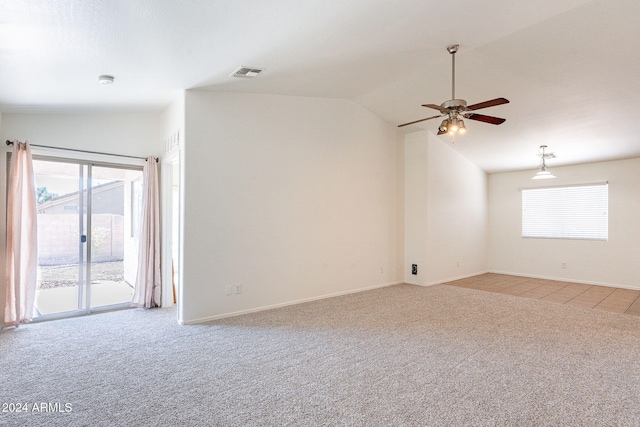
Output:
[[465, 113, 506, 125], [398, 114, 443, 128], [421, 103, 445, 112], [466, 97, 509, 111]]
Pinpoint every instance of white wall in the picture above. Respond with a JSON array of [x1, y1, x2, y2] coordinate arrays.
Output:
[[0, 112, 161, 324], [180, 91, 398, 323], [425, 133, 489, 284], [489, 158, 640, 289], [394, 133, 405, 282], [403, 132, 429, 285], [404, 130, 489, 286], [160, 93, 185, 150], [1, 113, 161, 159]]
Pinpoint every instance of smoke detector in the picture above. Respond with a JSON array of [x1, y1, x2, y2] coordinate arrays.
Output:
[[231, 66, 264, 78], [98, 75, 114, 84]]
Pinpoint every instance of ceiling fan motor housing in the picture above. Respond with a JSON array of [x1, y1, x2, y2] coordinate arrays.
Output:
[[441, 99, 467, 110]]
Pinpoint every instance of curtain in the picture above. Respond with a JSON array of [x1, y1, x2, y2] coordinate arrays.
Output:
[[132, 156, 161, 308], [5, 141, 38, 326]]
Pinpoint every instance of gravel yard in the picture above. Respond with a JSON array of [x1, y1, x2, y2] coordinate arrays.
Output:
[[37, 261, 125, 289]]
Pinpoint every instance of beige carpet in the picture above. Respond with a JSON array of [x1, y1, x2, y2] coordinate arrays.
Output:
[[2, 283, 640, 426]]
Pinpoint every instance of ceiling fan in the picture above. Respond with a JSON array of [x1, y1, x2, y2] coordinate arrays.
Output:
[[398, 45, 509, 136]]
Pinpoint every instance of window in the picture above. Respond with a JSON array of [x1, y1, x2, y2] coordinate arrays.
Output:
[[522, 183, 608, 240]]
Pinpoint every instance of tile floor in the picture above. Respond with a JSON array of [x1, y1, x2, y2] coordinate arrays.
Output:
[[444, 273, 640, 316]]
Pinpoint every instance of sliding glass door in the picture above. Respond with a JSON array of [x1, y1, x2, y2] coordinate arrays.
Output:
[[32, 157, 143, 318], [33, 160, 86, 315], [88, 165, 143, 310]]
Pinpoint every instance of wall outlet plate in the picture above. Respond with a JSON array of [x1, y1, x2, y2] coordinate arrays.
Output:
[[411, 264, 418, 275]]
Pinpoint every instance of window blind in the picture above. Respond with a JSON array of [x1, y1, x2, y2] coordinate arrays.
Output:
[[522, 183, 608, 240]]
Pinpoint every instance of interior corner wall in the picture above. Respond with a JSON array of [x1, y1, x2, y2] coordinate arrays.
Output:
[[394, 132, 406, 282], [425, 133, 489, 284], [160, 93, 185, 147], [403, 130, 489, 286], [488, 157, 640, 289], [181, 91, 398, 323], [0, 112, 162, 325]]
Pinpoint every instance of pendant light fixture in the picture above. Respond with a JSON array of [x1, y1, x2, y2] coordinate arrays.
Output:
[[532, 145, 556, 180]]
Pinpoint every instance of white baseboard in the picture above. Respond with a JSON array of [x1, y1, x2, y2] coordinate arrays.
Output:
[[489, 270, 640, 291], [180, 281, 403, 325]]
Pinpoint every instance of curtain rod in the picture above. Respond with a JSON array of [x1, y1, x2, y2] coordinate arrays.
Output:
[[5, 140, 157, 162]]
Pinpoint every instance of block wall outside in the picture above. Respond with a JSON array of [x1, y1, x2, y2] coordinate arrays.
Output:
[[37, 214, 124, 265]]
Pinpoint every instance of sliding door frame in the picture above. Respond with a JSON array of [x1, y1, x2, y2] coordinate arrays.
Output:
[[161, 149, 181, 313], [29, 149, 146, 321]]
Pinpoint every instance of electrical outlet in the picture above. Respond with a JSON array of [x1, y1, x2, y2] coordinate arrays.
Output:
[[561, 262, 567, 269], [411, 264, 417, 275], [234, 284, 241, 294]]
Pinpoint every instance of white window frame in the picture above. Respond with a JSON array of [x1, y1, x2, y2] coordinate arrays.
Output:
[[521, 182, 608, 241]]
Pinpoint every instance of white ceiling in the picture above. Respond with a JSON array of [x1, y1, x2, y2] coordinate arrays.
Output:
[[1, 0, 639, 173]]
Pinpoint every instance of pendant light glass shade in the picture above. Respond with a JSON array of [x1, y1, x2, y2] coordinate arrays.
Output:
[[458, 120, 466, 134], [448, 117, 459, 133], [532, 169, 556, 179]]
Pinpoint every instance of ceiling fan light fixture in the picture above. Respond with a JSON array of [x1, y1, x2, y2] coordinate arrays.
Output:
[[397, 45, 508, 132]]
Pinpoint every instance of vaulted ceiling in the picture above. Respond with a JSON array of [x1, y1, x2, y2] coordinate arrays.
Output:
[[1, 0, 639, 172]]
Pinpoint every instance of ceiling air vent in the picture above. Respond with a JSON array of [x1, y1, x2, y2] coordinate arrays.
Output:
[[231, 66, 265, 78]]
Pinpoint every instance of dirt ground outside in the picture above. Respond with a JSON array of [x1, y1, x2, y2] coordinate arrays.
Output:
[[37, 261, 125, 290]]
